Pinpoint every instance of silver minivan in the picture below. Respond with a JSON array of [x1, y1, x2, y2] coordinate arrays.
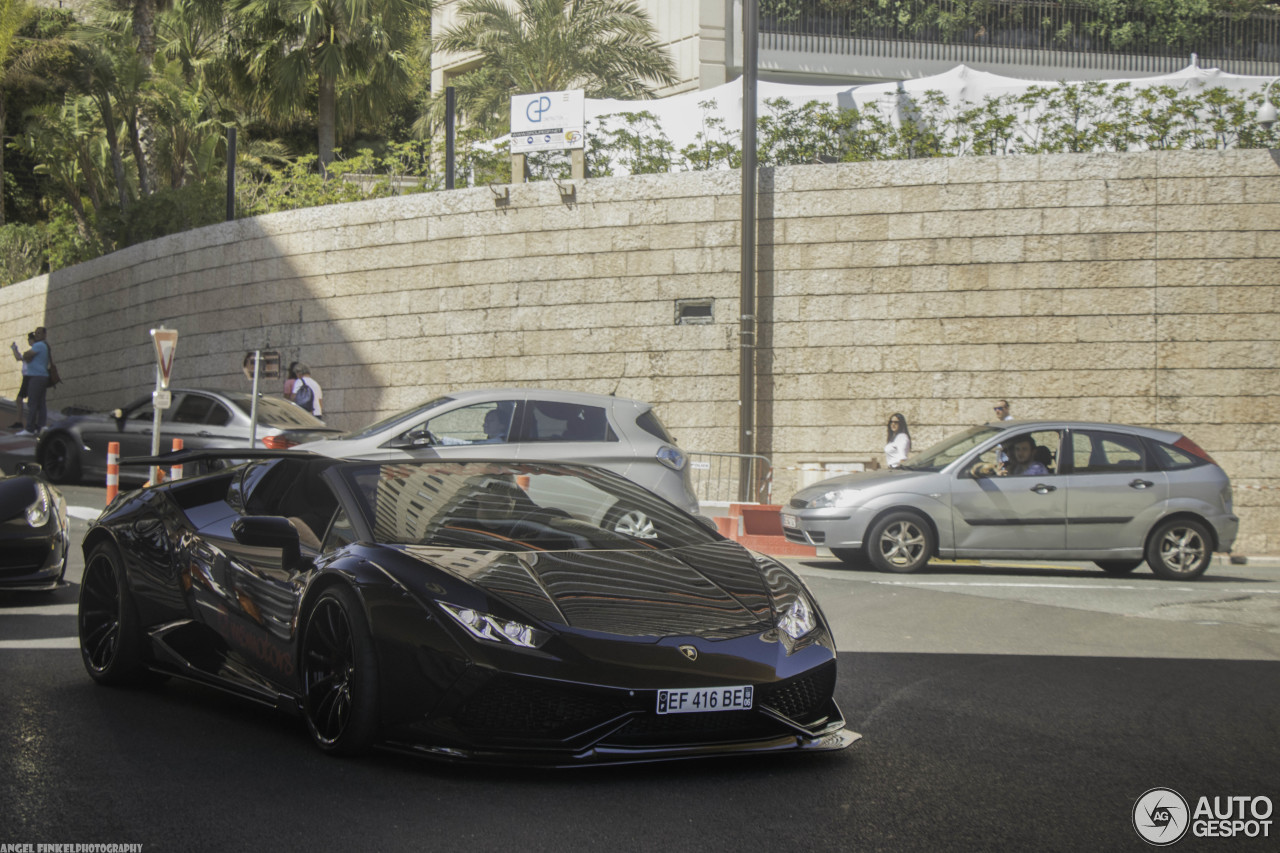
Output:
[[297, 389, 698, 538], [782, 421, 1238, 580]]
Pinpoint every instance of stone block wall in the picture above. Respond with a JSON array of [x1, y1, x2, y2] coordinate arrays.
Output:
[[1, 149, 1276, 553]]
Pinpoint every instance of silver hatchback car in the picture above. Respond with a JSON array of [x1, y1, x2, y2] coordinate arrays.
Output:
[[782, 421, 1238, 580], [297, 388, 698, 537]]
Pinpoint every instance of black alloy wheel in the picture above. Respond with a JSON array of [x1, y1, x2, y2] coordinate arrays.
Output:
[[78, 541, 145, 684], [1146, 518, 1213, 580], [1095, 559, 1143, 575], [301, 585, 379, 755], [867, 511, 934, 573], [42, 433, 82, 484]]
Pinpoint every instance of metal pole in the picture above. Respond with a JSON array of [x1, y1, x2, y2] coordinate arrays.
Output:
[[149, 363, 163, 484], [249, 349, 261, 448], [226, 127, 237, 221], [738, 0, 758, 503], [445, 86, 456, 190]]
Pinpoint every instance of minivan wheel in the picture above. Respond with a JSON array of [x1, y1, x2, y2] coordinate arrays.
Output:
[[1146, 519, 1212, 580], [867, 511, 934, 573]]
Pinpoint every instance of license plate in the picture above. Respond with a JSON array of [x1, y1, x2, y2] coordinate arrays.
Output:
[[781, 513, 798, 529], [657, 685, 753, 715]]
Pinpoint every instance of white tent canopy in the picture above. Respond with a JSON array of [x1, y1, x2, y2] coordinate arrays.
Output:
[[585, 63, 1275, 155]]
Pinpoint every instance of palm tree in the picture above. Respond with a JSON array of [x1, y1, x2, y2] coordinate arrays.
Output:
[[226, 0, 432, 175], [0, 0, 35, 226], [434, 0, 677, 134]]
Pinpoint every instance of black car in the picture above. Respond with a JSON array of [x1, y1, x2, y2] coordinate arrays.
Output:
[[38, 388, 341, 485], [78, 453, 858, 764], [0, 462, 69, 591]]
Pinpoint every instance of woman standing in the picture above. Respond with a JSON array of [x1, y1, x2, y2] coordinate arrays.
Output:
[[885, 413, 911, 468]]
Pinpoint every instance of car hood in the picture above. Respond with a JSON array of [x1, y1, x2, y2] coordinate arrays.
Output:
[[791, 468, 933, 501], [395, 540, 776, 639]]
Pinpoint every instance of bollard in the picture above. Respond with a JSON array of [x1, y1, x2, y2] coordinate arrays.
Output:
[[106, 442, 119, 504], [170, 437, 184, 481]]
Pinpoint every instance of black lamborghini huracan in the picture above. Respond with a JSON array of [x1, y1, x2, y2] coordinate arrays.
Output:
[[78, 452, 858, 764]]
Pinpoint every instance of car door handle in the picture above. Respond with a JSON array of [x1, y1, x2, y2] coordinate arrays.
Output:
[[1129, 479, 1154, 489], [197, 431, 214, 437], [1030, 483, 1056, 494]]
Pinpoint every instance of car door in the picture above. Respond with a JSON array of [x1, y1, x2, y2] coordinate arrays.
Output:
[[78, 396, 167, 477], [1062, 428, 1168, 552], [949, 429, 1067, 556], [516, 398, 627, 469]]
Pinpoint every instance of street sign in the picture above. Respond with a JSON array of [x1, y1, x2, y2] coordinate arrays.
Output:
[[510, 89, 585, 154], [151, 327, 179, 389], [243, 350, 281, 380], [153, 389, 172, 410]]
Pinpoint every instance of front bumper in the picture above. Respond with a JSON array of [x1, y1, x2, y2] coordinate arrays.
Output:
[[0, 521, 69, 590]]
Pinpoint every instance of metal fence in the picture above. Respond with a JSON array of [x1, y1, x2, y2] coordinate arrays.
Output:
[[688, 452, 774, 506], [761, 0, 1280, 75]]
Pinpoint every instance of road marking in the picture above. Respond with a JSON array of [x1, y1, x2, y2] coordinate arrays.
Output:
[[0, 638, 78, 649], [871, 581, 1280, 592], [0, 604, 78, 616], [68, 505, 102, 521]]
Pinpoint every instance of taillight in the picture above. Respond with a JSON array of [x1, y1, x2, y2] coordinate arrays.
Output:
[[262, 435, 297, 450], [1174, 436, 1215, 464]]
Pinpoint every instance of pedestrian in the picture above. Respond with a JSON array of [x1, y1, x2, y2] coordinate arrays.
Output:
[[289, 363, 323, 419], [19, 327, 51, 436], [284, 361, 300, 398], [994, 399, 1013, 421], [10, 332, 33, 429], [884, 412, 911, 468]]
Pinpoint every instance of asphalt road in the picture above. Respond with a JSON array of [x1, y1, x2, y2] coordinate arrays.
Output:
[[2, 484, 1277, 852]]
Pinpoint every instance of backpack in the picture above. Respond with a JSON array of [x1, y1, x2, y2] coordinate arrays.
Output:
[[293, 379, 315, 412]]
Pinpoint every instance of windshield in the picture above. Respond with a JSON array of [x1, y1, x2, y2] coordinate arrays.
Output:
[[908, 425, 1002, 471], [336, 460, 718, 552], [341, 397, 454, 440]]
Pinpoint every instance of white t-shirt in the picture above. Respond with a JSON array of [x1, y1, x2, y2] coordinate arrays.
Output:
[[885, 432, 911, 468]]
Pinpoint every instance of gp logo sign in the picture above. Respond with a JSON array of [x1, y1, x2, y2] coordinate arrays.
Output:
[[1133, 788, 1274, 845], [510, 89, 584, 154]]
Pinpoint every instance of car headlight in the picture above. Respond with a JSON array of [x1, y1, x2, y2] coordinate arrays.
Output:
[[26, 482, 51, 528], [438, 602, 548, 649], [777, 595, 816, 640], [806, 489, 860, 509], [656, 445, 686, 471]]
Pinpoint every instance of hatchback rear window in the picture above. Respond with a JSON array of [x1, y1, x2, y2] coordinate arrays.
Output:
[[635, 409, 674, 443]]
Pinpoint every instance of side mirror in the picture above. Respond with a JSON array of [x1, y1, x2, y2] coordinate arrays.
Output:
[[231, 515, 301, 570], [111, 409, 125, 431], [15, 462, 43, 477], [388, 427, 434, 450]]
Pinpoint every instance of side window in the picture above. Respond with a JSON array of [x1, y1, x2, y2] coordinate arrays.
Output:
[[523, 401, 615, 443], [171, 394, 215, 424], [423, 401, 517, 445], [324, 506, 357, 550], [205, 403, 233, 426], [635, 409, 674, 443], [1149, 440, 1207, 471], [1070, 431, 1148, 474], [968, 430, 1061, 477]]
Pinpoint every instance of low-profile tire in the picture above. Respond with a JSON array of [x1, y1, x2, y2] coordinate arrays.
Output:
[[1146, 518, 1213, 581], [1095, 559, 1142, 575], [830, 548, 869, 569], [42, 433, 82, 484], [78, 540, 147, 685], [301, 585, 379, 756], [605, 504, 657, 539], [866, 511, 934, 574]]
